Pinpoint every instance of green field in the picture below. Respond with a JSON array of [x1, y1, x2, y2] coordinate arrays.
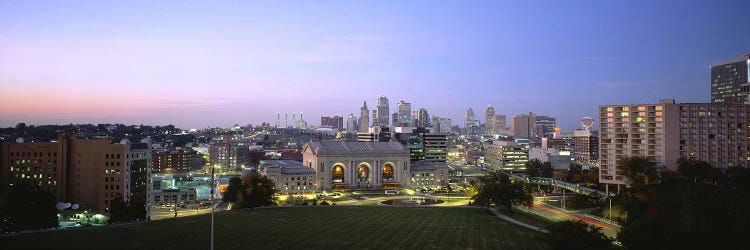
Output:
[[1, 206, 548, 250]]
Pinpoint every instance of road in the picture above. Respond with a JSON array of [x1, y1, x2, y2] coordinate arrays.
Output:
[[150, 206, 213, 220], [516, 201, 620, 238]]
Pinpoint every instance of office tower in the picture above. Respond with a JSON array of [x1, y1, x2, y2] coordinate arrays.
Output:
[[711, 54, 750, 104], [321, 116, 344, 130], [374, 96, 390, 127], [485, 105, 495, 136], [510, 112, 536, 139], [465, 108, 475, 128], [423, 133, 448, 162], [397, 101, 412, 127], [285, 113, 288, 128], [493, 114, 507, 135], [485, 140, 529, 171], [416, 108, 430, 127], [276, 113, 280, 128], [535, 115, 556, 138], [359, 101, 370, 133], [346, 114, 358, 134]]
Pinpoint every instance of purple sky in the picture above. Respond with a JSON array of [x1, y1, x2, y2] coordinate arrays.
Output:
[[1, 1, 749, 130]]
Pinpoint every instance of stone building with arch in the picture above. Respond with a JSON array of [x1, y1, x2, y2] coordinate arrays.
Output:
[[302, 141, 410, 190]]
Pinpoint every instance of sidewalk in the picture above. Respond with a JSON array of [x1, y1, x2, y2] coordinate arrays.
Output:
[[488, 207, 550, 233]]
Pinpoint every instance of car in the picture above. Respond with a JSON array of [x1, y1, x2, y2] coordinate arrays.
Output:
[[169, 208, 175, 212], [384, 190, 399, 195]]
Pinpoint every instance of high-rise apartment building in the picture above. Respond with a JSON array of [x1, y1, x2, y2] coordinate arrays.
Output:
[[711, 54, 750, 104], [599, 99, 750, 186], [511, 112, 536, 139], [573, 129, 599, 165], [374, 96, 390, 127], [321, 116, 344, 130], [359, 101, 370, 133], [535, 116, 556, 138], [209, 134, 250, 172], [152, 148, 197, 173]]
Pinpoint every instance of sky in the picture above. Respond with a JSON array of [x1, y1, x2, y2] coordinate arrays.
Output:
[[1, 0, 749, 130]]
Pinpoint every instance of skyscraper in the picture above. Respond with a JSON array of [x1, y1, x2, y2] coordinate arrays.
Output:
[[346, 114, 358, 134], [510, 112, 536, 139], [711, 54, 750, 104], [485, 105, 495, 136], [416, 108, 430, 127], [359, 101, 369, 133], [493, 114, 507, 135], [535, 115, 556, 138], [374, 96, 390, 127], [465, 107, 475, 128], [321, 116, 344, 130], [397, 101, 412, 127]]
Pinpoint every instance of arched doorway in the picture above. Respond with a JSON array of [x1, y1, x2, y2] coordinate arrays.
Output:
[[382, 164, 394, 182], [332, 165, 344, 183], [357, 164, 370, 186]]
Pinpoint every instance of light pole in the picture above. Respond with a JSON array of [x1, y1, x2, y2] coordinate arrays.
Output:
[[210, 164, 220, 250]]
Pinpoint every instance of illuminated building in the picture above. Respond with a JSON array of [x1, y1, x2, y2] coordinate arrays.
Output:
[[711, 54, 750, 104], [302, 141, 410, 190], [209, 134, 250, 172], [598, 99, 750, 187], [0, 135, 152, 214], [258, 160, 316, 194], [535, 115, 556, 138], [484, 140, 529, 171]]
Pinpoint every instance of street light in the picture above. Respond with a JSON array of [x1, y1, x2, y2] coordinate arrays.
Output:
[[210, 164, 221, 250]]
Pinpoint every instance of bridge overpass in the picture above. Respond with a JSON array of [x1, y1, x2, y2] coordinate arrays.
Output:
[[506, 172, 612, 198]]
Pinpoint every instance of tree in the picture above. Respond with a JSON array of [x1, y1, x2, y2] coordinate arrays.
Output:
[[222, 177, 244, 203], [546, 220, 614, 250], [472, 172, 532, 213], [108, 195, 147, 224], [677, 158, 713, 182], [0, 182, 58, 233], [618, 156, 659, 187], [540, 161, 554, 178], [525, 159, 543, 177], [232, 172, 276, 209]]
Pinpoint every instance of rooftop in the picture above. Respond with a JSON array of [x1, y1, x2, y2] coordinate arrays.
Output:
[[306, 141, 408, 155]]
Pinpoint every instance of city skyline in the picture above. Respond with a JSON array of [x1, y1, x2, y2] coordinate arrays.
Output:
[[1, 1, 749, 130]]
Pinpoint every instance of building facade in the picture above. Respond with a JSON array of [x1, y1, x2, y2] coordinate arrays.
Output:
[[374, 96, 390, 127], [1, 135, 152, 213], [711, 54, 750, 104], [258, 160, 316, 194], [485, 106, 495, 136], [359, 101, 370, 133], [302, 141, 410, 190], [208, 134, 250, 172], [573, 129, 599, 165], [511, 112, 537, 139], [152, 148, 196, 173], [321, 116, 344, 131], [484, 140, 529, 171], [535, 116, 556, 138]]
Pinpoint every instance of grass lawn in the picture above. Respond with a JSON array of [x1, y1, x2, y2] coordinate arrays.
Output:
[[1, 206, 548, 250], [502, 207, 555, 229]]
